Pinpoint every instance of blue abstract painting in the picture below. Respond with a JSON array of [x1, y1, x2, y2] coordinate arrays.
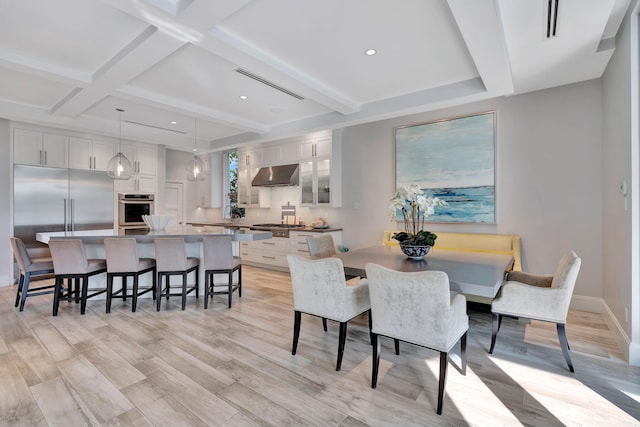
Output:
[[395, 112, 495, 223]]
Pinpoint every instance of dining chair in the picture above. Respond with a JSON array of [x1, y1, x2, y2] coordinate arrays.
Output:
[[307, 234, 337, 258], [104, 238, 156, 313], [10, 237, 56, 312], [154, 237, 199, 311], [490, 250, 582, 372], [49, 239, 107, 316], [287, 254, 371, 371], [365, 263, 468, 415], [202, 235, 241, 309]]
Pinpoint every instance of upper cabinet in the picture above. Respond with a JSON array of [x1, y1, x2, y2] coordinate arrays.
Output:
[[237, 150, 268, 207], [69, 137, 114, 171], [13, 128, 68, 168], [114, 142, 158, 193], [299, 134, 341, 207]]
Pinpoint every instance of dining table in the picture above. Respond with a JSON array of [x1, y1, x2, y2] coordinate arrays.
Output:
[[334, 245, 515, 299]]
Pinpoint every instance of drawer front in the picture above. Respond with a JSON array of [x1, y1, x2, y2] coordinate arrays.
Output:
[[248, 249, 288, 268], [248, 238, 289, 252]]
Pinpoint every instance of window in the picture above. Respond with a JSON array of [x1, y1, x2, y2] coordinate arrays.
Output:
[[224, 149, 244, 219]]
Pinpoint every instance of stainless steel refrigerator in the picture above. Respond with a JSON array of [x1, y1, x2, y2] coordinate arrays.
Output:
[[13, 165, 114, 249]]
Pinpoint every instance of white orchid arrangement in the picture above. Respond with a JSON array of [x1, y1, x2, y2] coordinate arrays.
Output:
[[389, 183, 446, 245]]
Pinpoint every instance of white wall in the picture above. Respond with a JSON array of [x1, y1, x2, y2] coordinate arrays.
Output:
[[602, 1, 639, 363], [339, 80, 604, 300]]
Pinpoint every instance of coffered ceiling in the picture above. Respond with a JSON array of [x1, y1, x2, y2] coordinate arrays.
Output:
[[0, 0, 631, 152]]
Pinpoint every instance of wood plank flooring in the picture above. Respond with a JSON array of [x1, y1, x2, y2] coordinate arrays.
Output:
[[1, 266, 639, 426]]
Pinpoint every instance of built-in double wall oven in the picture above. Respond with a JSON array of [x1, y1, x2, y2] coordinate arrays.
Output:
[[118, 193, 154, 229]]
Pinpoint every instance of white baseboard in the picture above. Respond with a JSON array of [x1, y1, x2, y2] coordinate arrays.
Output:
[[570, 294, 605, 313]]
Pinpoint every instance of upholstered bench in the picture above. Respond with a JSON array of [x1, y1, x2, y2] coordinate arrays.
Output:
[[382, 230, 522, 303]]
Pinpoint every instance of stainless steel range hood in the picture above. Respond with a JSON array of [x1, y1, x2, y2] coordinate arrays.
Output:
[[251, 164, 299, 187]]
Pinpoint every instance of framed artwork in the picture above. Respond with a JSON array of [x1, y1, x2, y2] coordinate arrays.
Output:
[[395, 111, 496, 223]]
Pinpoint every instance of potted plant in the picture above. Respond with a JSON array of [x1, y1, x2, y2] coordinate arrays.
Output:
[[389, 183, 446, 259]]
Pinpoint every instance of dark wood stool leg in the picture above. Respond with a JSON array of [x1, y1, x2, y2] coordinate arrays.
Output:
[[371, 333, 380, 388], [489, 313, 502, 353], [227, 271, 233, 308], [15, 274, 25, 307], [106, 273, 113, 313], [181, 272, 187, 310], [53, 276, 62, 316], [132, 274, 139, 312], [80, 276, 89, 315], [238, 266, 242, 298], [322, 318, 328, 331], [437, 351, 449, 415], [18, 272, 31, 312], [204, 272, 210, 309], [394, 339, 400, 355]]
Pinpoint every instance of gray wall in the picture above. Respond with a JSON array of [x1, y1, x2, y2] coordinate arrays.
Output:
[[339, 79, 604, 300], [602, 1, 638, 360], [0, 119, 11, 285]]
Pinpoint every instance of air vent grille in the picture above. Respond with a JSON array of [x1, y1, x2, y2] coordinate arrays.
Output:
[[235, 68, 304, 100], [546, 0, 559, 38], [125, 120, 187, 134]]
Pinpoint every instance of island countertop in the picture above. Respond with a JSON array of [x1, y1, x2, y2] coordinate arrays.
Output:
[[36, 226, 272, 244]]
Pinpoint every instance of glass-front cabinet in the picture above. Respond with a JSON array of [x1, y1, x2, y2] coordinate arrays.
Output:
[[300, 140, 332, 206]]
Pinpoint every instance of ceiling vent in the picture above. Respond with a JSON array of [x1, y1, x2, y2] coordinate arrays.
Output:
[[125, 120, 187, 134], [235, 68, 305, 100], [546, 0, 559, 38]]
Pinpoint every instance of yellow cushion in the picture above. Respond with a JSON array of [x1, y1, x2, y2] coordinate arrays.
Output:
[[383, 230, 522, 271]]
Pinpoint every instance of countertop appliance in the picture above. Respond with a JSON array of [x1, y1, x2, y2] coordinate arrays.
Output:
[[250, 223, 306, 238], [118, 193, 154, 228], [13, 165, 114, 249]]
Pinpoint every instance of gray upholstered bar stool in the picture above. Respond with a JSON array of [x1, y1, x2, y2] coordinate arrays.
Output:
[[154, 237, 199, 311], [10, 237, 56, 312], [49, 239, 107, 316], [202, 235, 242, 309], [104, 238, 156, 313]]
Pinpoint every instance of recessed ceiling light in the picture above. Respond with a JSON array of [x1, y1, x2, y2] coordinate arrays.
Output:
[[365, 48, 377, 56], [239, 95, 248, 100], [170, 120, 177, 124]]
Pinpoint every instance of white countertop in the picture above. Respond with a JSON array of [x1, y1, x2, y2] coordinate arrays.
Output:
[[36, 226, 272, 244]]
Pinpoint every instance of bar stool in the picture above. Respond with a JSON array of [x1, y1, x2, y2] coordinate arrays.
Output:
[[49, 239, 107, 316], [10, 237, 56, 312], [104, 238, 156, 313], [154, 237, 199, 311], [202, 236, 242, 309]]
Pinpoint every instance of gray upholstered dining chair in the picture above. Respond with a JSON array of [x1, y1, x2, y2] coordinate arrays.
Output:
[[490, 250, 582, 372], [10, 237, 56, 312], [365, 263, 468, 415], [104, 238, 156, 313], [154, 237, 199, 311], [287, 254, 370, 371], [49, 239, 107, 316], [307, 234, 337, 258], [202, 235, 241, 309]]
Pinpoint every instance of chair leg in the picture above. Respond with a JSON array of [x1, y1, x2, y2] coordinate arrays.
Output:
[[156, 274, 163, 311], [151, 268, 157, 301], [74, 278, 80, 303], [19, 272, 31, 312], [227, 271, 233, 308], [371, 333, 380, 388], [15, 273, 24, 307], [181, 272, 187, 310], [238, 266, 242, 298], [322, 318, 328, 332], [368, 309, 373, 345], [106, 274, 113, 314], [122, 275, 127, 302], [292, 310, 301, 355], [204, 272, 210, 310], [489, 313, 502, 353], [80, 277, 89, 315], [131, 274, 139, 313], [556, 323, 574, 373], [460, 332, 467, 375], [394, 339, 400, 355], [437, 351, 449, 415], [53, 276, 63, 316], [195, 266, 199, 299], [336, 321, 347, 371]]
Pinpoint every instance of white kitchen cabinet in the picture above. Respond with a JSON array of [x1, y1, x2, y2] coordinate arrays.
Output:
[[299, 136, 332, 160], [261, 141, 299, 165], [69, 137, 114, 171], [114, 142, 157, 194], [299, 133, 341, 207], [14, 128, 68, 168]]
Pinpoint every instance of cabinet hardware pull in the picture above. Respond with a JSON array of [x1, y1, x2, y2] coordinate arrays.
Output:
[[44, 151, 47, 165], [261, 256, 276, 260], [261, 242, 275, 245], [40, 150, 43, 165]]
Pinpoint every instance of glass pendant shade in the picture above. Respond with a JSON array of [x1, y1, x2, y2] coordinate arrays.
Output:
[[106, 152, 134, 180], [107, 108, 133, 180], [186, 155, 208, 181]]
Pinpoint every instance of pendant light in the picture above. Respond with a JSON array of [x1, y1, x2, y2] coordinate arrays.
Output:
[[106, 108, 133, 180], [186, 118, 209, 181]]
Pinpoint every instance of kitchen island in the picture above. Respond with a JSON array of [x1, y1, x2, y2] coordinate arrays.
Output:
[[35, 226, 273, 303]]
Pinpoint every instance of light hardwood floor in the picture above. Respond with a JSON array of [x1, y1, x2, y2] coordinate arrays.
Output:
[[1, 266, 639, 426]]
